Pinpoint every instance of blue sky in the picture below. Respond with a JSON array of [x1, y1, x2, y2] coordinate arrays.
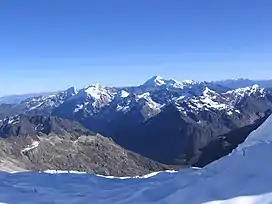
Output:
[[1, 0, 272, 95]]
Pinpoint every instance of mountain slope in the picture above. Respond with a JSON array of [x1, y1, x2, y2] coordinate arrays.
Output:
[[114, 104, 212, 164], [1, 113, 272, 203], [108, 85, 272, 165], [195, 114, 269, 167], [0, 115, 167, 176]]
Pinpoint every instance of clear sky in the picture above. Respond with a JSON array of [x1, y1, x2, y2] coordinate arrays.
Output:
[[1, 0, 272, 95]]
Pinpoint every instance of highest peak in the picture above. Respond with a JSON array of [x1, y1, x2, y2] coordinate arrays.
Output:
[[144, 76, 167, 86], [65, 86, 78, 96], [79, 83, 114, 100], [84, 83, 104, 92], [150, 75, 164, 80], [143, 76, 199, 88], [83, 83, 106, 93]]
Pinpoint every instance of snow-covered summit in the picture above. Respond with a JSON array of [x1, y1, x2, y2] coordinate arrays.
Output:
[[144, 76, 167, 87], [226, 84, 265, 96], [65, 86, 78, 97], [143, 76, 198, 89], [81, 84, 113, 99], [119, 90, 130, 98]]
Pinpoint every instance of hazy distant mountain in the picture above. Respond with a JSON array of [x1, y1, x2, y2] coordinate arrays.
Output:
[[214, 78, 272, 89], [0, 76, 272, 166], [0, 92, 56, 104]]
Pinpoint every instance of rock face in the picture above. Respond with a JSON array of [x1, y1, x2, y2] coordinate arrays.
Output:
[[195, 115, 270, 167], [0, 114, 92, 138], [0, 115, 167, 176]]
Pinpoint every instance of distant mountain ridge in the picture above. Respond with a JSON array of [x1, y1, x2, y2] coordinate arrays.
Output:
[[2, 77, 272, 105], [1, 76, 272, 166], [214, 78, 272, 89], [0, 92, 56, 104]]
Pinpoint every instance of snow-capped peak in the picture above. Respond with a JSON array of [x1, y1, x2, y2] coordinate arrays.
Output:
[[65, 86, 78, 96], [120, 90, 130, 98], [83, 84, 108, 99], [143, 76, 198, 89], [153, 76, 166, 86], [226, 84, 265, 96], [143, 76, 167, 87]]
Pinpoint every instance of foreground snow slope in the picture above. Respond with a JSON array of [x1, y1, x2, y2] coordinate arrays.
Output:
[[1, 115, 272, 204]]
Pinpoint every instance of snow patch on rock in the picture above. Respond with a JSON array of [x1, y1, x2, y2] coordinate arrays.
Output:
[[21, 141, 39, 154]]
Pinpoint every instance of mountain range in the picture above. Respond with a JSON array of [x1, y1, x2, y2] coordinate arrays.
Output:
[[1, 76, 272, 171], [2, 78, 272, 104]]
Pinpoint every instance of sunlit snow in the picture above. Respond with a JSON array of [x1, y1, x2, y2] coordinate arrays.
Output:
[[120, 90, 130, 98], [84, 84, 104, 99], [21, 141, 39, 154]]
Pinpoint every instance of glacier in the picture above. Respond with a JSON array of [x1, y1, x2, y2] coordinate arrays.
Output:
[[1, 115, 272, 203]]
